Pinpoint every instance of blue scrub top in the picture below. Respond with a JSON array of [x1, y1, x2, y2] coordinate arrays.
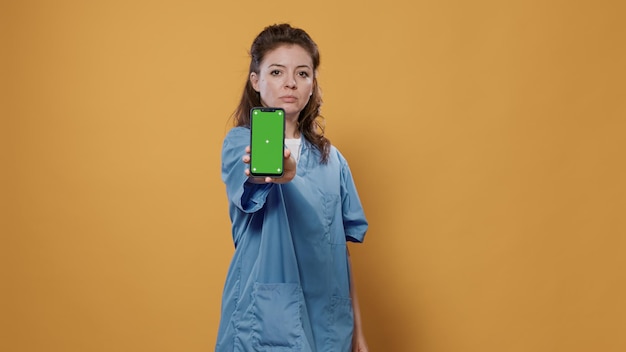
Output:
[[216, 127, 368, 352]]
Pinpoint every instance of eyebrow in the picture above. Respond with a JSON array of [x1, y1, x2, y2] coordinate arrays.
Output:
[[268, 63, 312, 70]]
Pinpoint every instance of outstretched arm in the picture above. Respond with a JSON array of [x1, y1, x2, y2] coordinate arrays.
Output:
[[348, 248, 369, 352]]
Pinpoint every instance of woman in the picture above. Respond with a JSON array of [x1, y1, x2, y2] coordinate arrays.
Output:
[[217, 23, 369, 352]]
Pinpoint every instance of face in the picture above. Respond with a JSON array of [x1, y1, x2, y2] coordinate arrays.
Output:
[[250, 44, 315, 121]]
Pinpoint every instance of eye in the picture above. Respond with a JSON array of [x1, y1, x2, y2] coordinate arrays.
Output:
[[298, 71, 310, 78], [270, 70, 281, 76]]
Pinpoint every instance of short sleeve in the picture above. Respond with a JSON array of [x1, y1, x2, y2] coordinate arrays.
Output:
[[222, 127, 274, 213], [338, 153, 368, 243]]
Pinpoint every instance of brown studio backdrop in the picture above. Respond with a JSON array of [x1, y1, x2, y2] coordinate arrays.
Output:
[[2, 0, 625, 351]]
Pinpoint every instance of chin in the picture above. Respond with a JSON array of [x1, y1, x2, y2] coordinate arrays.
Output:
[[280, 106, 304, 119]]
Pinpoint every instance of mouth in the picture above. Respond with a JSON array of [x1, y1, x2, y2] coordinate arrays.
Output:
[[280, 96, 297, 102]]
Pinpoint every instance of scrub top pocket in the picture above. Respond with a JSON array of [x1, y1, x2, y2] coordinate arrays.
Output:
[[251, 283, 305, 351], [322, 193, 343, 244]]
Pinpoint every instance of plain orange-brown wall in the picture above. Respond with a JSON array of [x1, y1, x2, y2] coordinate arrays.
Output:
[[2, 0, 625, 351]]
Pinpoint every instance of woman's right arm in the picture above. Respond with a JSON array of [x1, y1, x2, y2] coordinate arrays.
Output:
[[221, 128, 296, 213], [222, 128, 271, 213]]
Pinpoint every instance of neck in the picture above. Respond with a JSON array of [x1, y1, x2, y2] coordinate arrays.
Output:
[[285, 119, 300, 139]]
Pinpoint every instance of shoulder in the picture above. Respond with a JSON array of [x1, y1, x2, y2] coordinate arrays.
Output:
[[222, 127, 250, 157], [329, 145, 349, 167], [225, 126, 250, 140], [223, 126, 250, 146]]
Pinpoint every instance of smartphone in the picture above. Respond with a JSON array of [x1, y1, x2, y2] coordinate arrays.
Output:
[[249, 107, 285, 177]]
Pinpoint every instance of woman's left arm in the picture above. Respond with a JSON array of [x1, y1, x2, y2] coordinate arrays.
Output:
[[349, 248, 369, 352]]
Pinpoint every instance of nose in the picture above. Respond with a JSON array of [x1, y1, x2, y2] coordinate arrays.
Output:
[[285, 74, 297, 89]]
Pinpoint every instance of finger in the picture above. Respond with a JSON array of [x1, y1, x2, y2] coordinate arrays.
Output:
[[242, 155, 250, 164], [245, 145, 251, 153], [244, 169, 250, 177], [284, 148, 292, 159]]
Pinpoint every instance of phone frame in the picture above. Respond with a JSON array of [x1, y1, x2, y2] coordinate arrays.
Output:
[[249, 107, 285, 177]]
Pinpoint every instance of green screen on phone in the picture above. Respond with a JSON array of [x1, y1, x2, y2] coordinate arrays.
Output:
[[250, 107, 285, 176]]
